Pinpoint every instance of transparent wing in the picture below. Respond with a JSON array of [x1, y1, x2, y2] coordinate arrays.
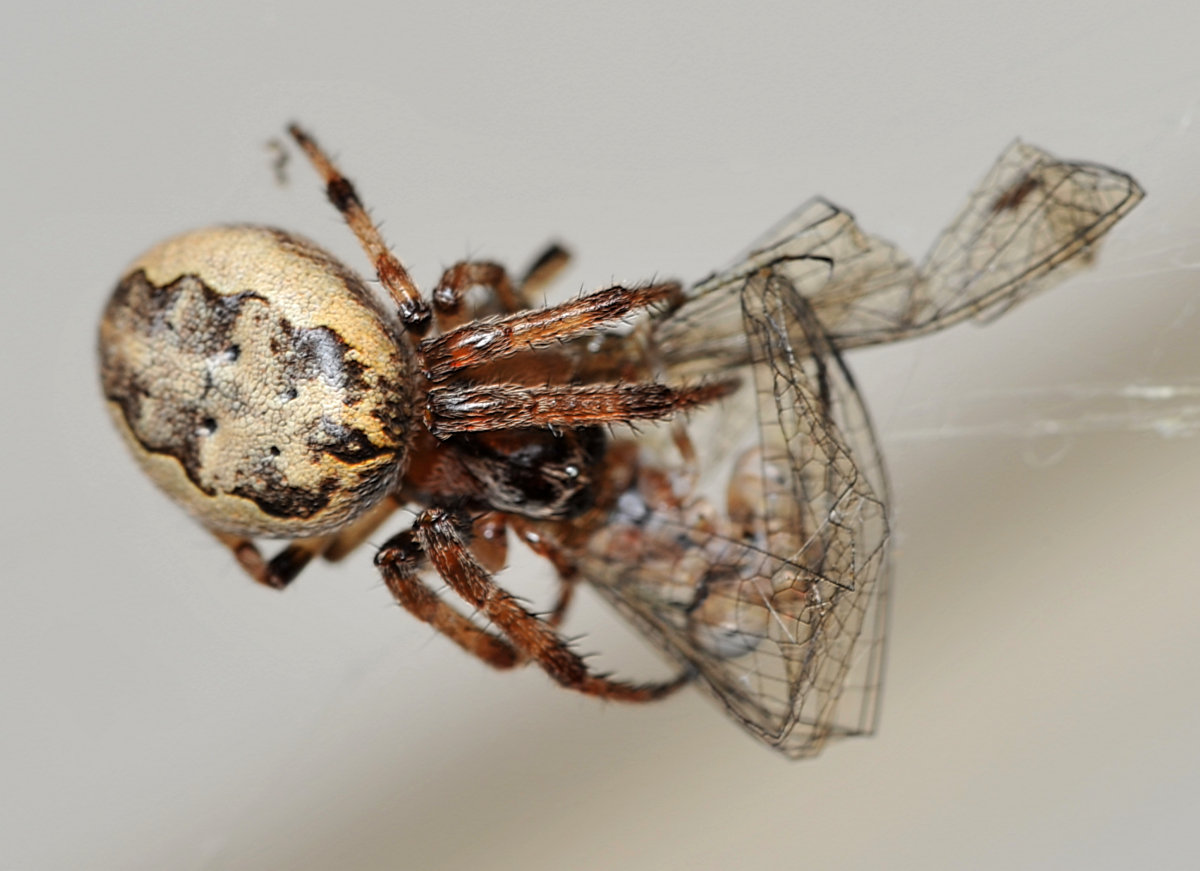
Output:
[[580, 269, 890, 758], [653, 141, 1143, 376], [863, 140, 1145, 344]]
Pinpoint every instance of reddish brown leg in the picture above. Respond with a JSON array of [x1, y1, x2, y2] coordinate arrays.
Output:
[[213, 531, 331, 590], [432, 261, 524, 331], [544, 578, 578, 630], [415, 508, 688, 701], [510, 517, 579, 628], [322, 496, 401, 562], [469, 511, 510, 574], [432, 244, 572, 331], [210, 499, 503, 594], [418, 281, 683, 382], [375, 530, 519, 670], [518, 243, 571, 298], [288, 123, 432, 334], [213, 493, 398, 589], [425, 379, 738, 437]]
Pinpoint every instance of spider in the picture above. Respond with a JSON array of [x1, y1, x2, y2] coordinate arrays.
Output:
[[99, 126, 1142, 756]]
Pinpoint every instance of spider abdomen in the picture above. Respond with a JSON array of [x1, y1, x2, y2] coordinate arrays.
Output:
[[98, 225, 417, 537]]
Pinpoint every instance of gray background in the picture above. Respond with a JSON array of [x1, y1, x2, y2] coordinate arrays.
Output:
[[6, 2, 1200, 869]]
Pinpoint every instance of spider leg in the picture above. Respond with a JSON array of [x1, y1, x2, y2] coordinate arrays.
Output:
[[432, 241, 575, 331], [518, 242, 571, 298], [544, 577, 578, 630], [212, 493, 402, 586], [375, 528, 520, 670], [433, 244, 574, 331], [468, 511, 510, 573], [425, 379, 738, 437], [509, 516, 579, 628], [432, 261, 525, 331], [419, 281, 682, 382], [322, 496, 402, 562], [287, 123, 432, 334], [213, 512, 393, 588], [211, 499, 509, 595], [414, 507, 689, 701], [212, 531, 331, 590]]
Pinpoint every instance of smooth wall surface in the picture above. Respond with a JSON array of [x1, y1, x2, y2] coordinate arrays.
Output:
[[5, 3, 1200, 869]]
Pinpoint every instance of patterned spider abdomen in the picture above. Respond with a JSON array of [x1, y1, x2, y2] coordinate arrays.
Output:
[[99, 225, 417, 537]]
